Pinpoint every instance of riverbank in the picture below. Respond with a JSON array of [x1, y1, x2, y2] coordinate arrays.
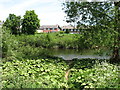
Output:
[[15, 32, 101, 50], [2, 30, 110, 62]]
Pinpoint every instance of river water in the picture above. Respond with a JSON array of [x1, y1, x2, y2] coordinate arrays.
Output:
[[44, 48, 111, 60]]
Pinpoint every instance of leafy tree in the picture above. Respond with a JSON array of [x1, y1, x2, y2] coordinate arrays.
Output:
[[3, 14, 21, 35], [62, 1, 120, 62], [22, 10, 40, 34]]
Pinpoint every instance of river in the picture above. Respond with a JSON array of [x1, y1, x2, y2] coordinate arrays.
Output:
[[43, 48, 111, 60]]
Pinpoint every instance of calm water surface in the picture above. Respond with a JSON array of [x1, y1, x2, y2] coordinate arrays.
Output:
[[44, 48, 111, 60]]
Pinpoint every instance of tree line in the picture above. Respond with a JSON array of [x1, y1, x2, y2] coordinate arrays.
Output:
[[3, 10, 40, 35]]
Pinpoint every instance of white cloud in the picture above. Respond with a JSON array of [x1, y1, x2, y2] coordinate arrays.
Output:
[[0, 0, 68, 26], [39, 11, 68, 26]]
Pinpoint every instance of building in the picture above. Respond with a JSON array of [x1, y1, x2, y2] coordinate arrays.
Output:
[[62, 25, 80, 34], [38, 24, 62, 33], [37, 24, 81, 34]]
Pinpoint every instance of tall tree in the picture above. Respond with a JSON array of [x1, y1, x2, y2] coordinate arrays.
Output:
[[22, 10, 40, 34], [111, 1, 120, 62], [3, 14, 21, 35], [63, 1, 120, 62]]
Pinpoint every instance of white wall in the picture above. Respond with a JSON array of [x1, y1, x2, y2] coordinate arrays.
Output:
[[37, 30, 43, 33]]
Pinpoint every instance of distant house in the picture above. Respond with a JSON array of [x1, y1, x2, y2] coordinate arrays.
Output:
[[38, 25, 62, 33], [62, 25, 80, 34]]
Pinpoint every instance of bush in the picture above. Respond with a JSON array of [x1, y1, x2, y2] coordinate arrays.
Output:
[[2, 28, 20, 61], [59, 31, 65, 34]]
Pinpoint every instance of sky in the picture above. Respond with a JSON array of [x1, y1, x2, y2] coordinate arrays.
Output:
[[0, 0, 69, 26], [1, 0, 119, 26]]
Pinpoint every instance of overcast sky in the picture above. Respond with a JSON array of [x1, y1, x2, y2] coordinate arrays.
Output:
[[0, 0, 69, 26]]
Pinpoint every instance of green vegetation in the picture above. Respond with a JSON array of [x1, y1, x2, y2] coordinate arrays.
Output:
[[2, 58, 119, 88], [69, 60, 119, 88], [17, 33, 80, 49], [2, 59, 68, 88], [2, 28, 94, 62], [22, 10, 40, 34], [1, 1, 120, 89], [63, 1, 120, 62], [3, 14, 21, 35], [3, 10, 40, 35], [1, 28, 120, 89]]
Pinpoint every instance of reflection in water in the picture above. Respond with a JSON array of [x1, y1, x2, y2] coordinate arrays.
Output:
[[56, 55, 110, 60], [45, 49, 110, 60]]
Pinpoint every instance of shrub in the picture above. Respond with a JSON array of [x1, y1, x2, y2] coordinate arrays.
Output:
[[59, 31, 65, 34]]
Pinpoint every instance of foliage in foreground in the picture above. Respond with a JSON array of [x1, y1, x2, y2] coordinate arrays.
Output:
[[69, 60, 119, 88], [2, 58, 119, 88], [2, 59, 68, 88]]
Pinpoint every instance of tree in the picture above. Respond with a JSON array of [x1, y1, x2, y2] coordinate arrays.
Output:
[[3, 14, 21, 35], [21, 10, 40, 34], [62, 1, 120, 62], [111, 1, 120, 62]]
